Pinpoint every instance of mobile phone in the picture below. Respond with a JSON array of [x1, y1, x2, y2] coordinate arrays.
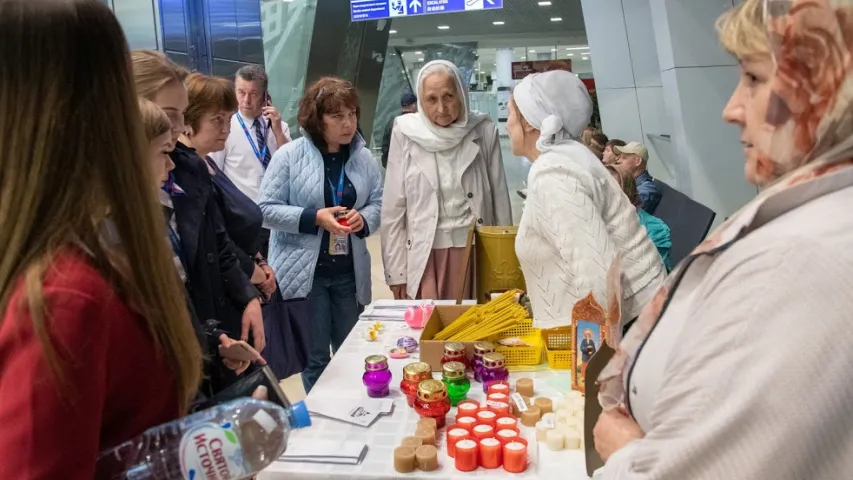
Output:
[[218, 340, 262, 363], [264, 92, 272, 107]]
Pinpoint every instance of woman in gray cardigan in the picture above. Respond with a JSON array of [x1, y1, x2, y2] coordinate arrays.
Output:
[[258, 77, 383, 393]]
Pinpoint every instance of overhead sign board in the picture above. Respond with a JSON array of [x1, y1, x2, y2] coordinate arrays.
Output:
[[351, 0, 503, 22], [511, 60, 573, 80]]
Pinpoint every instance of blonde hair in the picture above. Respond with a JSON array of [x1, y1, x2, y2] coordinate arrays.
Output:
[[138, 97, 171, 141], [716, 0, 771, 60], [0, 0, 201, 410], [131, 49, 189, 100]]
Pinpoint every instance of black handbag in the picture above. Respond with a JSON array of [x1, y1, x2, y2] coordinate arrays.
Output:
[[196, 365, 293, 410], [262, 289, 312, 380]]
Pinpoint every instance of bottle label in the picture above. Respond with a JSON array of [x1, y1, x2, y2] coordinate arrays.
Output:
[[180, 421, 247, 480]]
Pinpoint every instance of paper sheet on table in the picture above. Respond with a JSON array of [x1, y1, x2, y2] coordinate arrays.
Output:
[[279, 440, 368, 465], [307, 398, 393, 427]]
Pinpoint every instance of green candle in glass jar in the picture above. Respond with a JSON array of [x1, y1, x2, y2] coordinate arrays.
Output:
[[441, 361, 470, 406]]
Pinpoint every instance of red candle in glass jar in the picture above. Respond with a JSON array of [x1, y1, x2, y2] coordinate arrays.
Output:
[[496, 428, 520, 445], [487, 392, 509, 403], [471, 424, 495, 441], [476, 409, 498, 428], [488, 381, 510, 396], [454, 439, 479, 472], [456, 416, 478, 431], [495, 416, 518, 432], [479, 438, 502, 469], [446, 427, 470, 458], [400, 362, 432, 408], [414, 379, 451, 429], [486, 400, 510, 417], [441, 342, 470, 370], [503, 440, 528, 473], [335, 210, 349, 226], [456, 400, 480, 419]]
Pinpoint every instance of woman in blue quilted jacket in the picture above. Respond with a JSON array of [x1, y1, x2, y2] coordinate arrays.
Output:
[[258, 77, 383, 393]]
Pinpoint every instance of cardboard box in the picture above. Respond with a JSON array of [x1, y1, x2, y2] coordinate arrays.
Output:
[[418, 305, 477, 372]]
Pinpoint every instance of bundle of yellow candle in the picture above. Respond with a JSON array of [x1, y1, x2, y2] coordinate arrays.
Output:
[[434, 290, 530, 341]]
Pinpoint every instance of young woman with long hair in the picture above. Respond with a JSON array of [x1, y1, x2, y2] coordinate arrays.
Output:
[[131, 51, 267, 388], [0, 1, 202, 477]]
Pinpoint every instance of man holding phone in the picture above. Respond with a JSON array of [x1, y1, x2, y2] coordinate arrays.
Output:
[[210, 65, 292, 256]]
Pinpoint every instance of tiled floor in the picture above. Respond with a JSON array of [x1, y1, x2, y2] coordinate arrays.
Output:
[[278, 138, 529, 402]]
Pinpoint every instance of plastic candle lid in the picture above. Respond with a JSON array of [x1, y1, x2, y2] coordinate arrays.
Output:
[[478, 411, 496, 418], [481, 438, 500, 447], [506, 442, 526, 451], [449, 428, 468, 436], [457, 439, 477, 449], [458, 416, 477, 424], [497, 417, 515, 425], [474, 424, 493, 433], [498, 429, 518, 437]]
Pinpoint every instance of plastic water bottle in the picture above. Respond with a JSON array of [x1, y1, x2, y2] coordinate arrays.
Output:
[[98, 398, 311, 480]]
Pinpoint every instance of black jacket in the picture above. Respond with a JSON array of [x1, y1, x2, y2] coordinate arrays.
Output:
[[170, 142, 258, 339]]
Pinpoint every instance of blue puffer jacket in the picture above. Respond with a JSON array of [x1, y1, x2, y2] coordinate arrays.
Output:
[[258, 131, 383, 304]]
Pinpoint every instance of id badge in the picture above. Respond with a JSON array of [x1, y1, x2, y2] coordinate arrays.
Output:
[[330, 234, 349, 255], [329, 210, 349, 255]]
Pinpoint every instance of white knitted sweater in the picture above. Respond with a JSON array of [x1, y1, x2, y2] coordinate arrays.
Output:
[[515, 141, 665, 328]]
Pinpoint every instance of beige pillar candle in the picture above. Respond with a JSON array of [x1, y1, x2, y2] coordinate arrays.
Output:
[[545, 430, 565, 451], [534, 397, 553, 415], [516, 378, 534, 397], [415, 445, 439, 471], [520, 405, 541, 427], [414, 427, 436, 446], [401, 436, 423, 448], [564, 429, 582, 449], [393, 446, 417, 473], [417, 417, 437, 431], [535, 421, 553, 442]]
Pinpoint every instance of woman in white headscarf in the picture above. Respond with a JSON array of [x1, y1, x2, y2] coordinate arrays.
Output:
[[509, 70, 665, 328], [382, 60, 512, 300]]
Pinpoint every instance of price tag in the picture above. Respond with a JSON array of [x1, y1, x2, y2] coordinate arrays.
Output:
[[510, 393, 528, 413]]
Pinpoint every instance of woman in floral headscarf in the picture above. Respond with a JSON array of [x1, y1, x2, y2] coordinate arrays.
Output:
[[593, 0, 853, 477]]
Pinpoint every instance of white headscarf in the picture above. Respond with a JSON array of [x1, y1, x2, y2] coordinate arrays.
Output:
[[512, 70, 592, 152], [395, 60, 490, 153]]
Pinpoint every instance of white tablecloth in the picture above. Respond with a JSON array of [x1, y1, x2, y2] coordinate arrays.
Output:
[[260, 302, 590, 480]]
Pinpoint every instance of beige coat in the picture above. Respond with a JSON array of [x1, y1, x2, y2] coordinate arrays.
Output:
[[600, 167, 853, 479], [381, 119, 512, 299]]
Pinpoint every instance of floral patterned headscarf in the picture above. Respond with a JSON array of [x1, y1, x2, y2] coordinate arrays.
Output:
[[598, 0, 853, 411]]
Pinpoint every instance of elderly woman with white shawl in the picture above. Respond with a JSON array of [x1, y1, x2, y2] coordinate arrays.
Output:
[[509, 70, 666, 329], [382, 60, 512, 300]]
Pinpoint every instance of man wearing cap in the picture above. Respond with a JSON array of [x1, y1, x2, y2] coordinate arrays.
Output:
[[613, 142, 661, 214], [381, 93, 418, 168]]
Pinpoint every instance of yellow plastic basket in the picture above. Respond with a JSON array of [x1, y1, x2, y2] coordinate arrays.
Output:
[[542, 327, 573, 370], [493, 332, 543, 367], [495, 317, 537, 339]]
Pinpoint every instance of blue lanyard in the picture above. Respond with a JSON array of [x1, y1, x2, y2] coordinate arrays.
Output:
[[327, 166, 345, 207], [235, 113, 268, 166]]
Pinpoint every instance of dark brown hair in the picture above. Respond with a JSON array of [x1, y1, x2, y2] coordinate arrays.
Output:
[[298, 76, 360, 147], [606, 139, 626, 149], [591, 131, 609, 148], [184, 73, 237, 132]]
